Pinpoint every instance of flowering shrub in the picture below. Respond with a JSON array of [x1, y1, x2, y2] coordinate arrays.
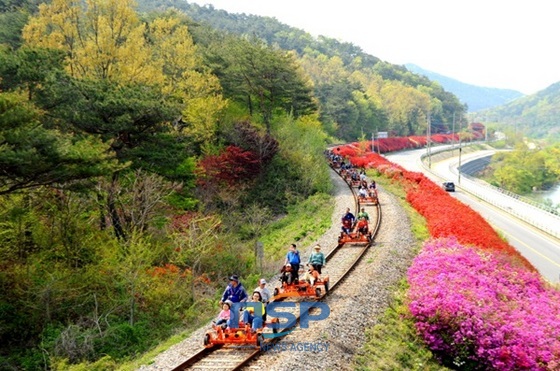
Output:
[[334, 134, 460, 160], [343, 134, 461, 154], [407, 136, 425, 147], [346, 148, 535, 268], [332, 142, 560, 369], [334, 145, 358, 158], [408, 238, 560, 370], [406, 175, 534, 269]]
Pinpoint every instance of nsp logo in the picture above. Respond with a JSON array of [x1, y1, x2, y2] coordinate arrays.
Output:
[[229, 301, 330, 338]]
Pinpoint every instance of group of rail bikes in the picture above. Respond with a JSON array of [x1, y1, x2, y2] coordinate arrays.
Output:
[[203, 263, 330, 349], [176, 151, 380, 370]]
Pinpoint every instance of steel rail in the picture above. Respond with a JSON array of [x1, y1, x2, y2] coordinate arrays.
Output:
[[171, 164, 380, 371]]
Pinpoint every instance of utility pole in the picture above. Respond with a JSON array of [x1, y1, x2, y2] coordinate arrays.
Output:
[[458, 120, 462, 184], [427, 112, 432, 169], [458, 144, 462, 184], [452, 111, 456, 153]]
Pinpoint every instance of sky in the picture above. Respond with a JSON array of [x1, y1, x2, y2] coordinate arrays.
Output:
[[187, 0, 560, 95]]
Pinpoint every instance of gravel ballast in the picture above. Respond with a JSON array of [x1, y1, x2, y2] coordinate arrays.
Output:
[[138, 168, 418, 370]]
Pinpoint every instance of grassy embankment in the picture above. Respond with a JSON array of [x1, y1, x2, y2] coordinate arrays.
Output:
[[118, 193, 334, 370], [123, 162, 456, 371], [353, 170, 451, 371]]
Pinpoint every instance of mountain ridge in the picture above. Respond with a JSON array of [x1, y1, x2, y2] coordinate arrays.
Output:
[[140, 0, 558, 139], [471, 82, 560, 138], [405, 63, 524, 112]]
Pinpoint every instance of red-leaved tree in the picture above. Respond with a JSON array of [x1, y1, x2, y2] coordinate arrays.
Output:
[[196, 146, 261, 188]]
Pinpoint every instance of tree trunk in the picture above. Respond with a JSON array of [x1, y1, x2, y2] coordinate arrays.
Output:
[[108, 173, 126, 240], [98, 192, 106, 231], [247, 93, 253, 116]]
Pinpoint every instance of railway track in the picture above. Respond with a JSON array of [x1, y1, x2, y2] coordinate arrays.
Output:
[[171, 165, 380, 371]]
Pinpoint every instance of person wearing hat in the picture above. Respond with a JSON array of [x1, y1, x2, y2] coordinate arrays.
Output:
[[220, 275, 248, 305], [308, 244, 326, 274], [280, 264, 293, 285], [220, 275, 248, 328], [253, 278, 271, 303]]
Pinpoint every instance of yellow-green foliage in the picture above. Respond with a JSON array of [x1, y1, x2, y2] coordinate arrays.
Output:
[[260, 193, 333, 262], [272, 114, 332, 195], [23, 0, 226, 150], [491, 142, 560, 193], [51, 355, 117, 371]]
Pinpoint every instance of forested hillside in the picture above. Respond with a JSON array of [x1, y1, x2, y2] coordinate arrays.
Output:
[[472, 82, 560, 139], [136, 0, 468, 141], [0, 0, 468, 369], [478, 142, 560, 196]]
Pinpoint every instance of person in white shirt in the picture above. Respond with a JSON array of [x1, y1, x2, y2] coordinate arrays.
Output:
[[253, 278, 271, 303]]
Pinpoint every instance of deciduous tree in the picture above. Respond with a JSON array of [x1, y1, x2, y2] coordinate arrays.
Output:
[[148, 14, 226, 148], [23, 0, 159, 84]]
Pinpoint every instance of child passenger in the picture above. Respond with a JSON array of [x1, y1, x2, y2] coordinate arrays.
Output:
[[214, 300, 232, 327]]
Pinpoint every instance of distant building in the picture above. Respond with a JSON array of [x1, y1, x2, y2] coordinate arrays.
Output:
[[468, 122, 486, 139]]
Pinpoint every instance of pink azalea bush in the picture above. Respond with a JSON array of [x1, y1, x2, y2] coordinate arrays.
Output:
[[334, 141, 560, 369], [408, 238, 560, 370]]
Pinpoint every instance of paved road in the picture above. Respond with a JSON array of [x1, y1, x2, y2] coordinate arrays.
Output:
[[458, 155, 492, 175], [386, 147, 560, 284]]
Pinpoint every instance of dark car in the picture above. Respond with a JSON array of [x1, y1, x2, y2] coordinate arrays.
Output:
[[442, 181, 455, 192]]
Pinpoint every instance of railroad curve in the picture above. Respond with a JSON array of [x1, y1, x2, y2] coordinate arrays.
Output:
[[170, 166, 381, 371]]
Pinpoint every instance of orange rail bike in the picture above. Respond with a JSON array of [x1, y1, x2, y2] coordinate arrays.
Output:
[[204, 318, 279, 349], [272, 271, 329, 300], [338, 219, 372, 245]]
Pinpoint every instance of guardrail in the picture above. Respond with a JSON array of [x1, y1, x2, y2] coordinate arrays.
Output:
[[459, 171, 560, 216], [420, 147, 560, 240]]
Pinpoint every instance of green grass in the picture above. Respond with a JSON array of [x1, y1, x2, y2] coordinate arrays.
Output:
[[259, 192, 334, 262], [116, 324, 209, 371], [115, 173, 445, 371], [352, 171, 450, 371], [353, 280, 448, 371], [64, 310, 216, 371], [112, 193, 334, 370]]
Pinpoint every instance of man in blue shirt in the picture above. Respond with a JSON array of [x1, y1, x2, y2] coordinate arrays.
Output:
[[220, 275, 248, 328], [220, 275, 248, 304], [284, 243, 301, 283], [341, 207, 356, 236]]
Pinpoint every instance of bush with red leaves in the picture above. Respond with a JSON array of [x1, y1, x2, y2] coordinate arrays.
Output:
[[196, 146, 261, 188]]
